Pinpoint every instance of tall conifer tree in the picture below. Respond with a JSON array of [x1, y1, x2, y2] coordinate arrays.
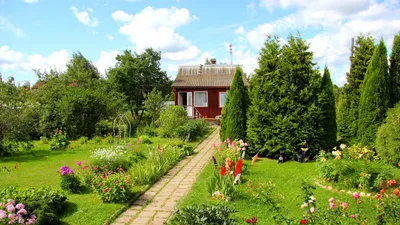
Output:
[[389, 34, 400, 106]]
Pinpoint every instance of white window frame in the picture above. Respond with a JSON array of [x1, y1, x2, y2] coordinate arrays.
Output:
[[219, 92, 227, 108], [194, 91, 208, 107]]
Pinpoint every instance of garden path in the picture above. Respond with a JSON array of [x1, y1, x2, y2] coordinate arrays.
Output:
[[110, 127, 219, 225]]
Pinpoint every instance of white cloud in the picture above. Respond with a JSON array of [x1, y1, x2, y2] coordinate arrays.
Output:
[[94, 50, 120, 76], [24, 0, 38, 3], [0, 46, 69, 73], [0, 16, 24, 37], [247, 0, 257, 16], [112, 7, 199, 60], [106, 34, 114, 41], [71, 6, 99, 27], [234, 26, 246, 34], [87, 8, 94, 13]]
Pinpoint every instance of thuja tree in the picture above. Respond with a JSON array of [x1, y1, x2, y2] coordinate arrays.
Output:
[[319, 67, 337, 150], [247, 34, 323, 157], [389, 34, 400, 106], [358, 39, 390, 147], [337, 35, 375, 143], [220, 66, 248, 141]]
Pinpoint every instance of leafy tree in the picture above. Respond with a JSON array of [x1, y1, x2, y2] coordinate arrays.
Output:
[[337, 35, 375, 143], [247, 34, 323, 157], [389, 34, 400, 106], [319, 67, 337, 150], [376, 103, 400, 166], [156, 105, 187, 138], [144, 88, 166, 124], [220, 66, 248, 141], [108, 48, 171, 122], [358, 39, 390, 147]]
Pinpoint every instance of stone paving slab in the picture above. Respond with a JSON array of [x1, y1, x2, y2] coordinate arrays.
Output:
[[110, 128, 219, 225]]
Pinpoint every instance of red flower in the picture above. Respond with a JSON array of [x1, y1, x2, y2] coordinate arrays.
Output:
[[102, 187, 109, 193], [300, 219, 307, 224], [246, 216, 257, 224], [388, 179, 397, 187], [220, 166, 226, 176], [380, 189, 385, 194], [393, 189, 399, 196], [235, 159, 243, 177], [375, 194, 381, 200]]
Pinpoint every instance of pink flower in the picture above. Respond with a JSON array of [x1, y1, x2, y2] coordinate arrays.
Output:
[[350, 214, 357, 219], [17, 209, 27, 215], [380, 189, 385, 194], [375, 194, 381, 200], [329, 202, 335, 209], [6, 205, 15, 213], [310, 207, 315, 214], [76, 161, 82, 167], [0, 210, 6, 219], [341, 202, 348, 210], [212, 142, 216, 148], [329, 198, 335, 203], [7, 199, 15, 206], [242, 147, 246, 150], [353, 192, 360, 199], [82, 165, 88, 170], [15, 203, 24, 210], [8, 213, 15, 220]]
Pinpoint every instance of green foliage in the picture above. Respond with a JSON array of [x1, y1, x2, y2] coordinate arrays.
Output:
[[49, 130, 69, 151], [138, 135, 152, 144], [91, 136, 102, 144], [220, 66, 248, 141], [40, 136, 49, 144], [107, 48, 171, 119], [376, 103, 400, 166], [175, 119, 209, 142], [343, 144, 379, 161], [337, 35, 375, 143], [389, 34, 400, 106], [319, 67, 337, 150], [207, 169, 236, 200], [137, 124, 157, 137], [95, 120, 113, 137], [92, 171, 130, 203], [0, 186, 67, 225], [156, 105, 187, 138], [60, 174, 82, 193], [169, 204, 237, 225], [79, 136, 88, 144], [165, 141, 194, 156], [144, 88, 166, 123], [90, 146, 132, 172], [246, 34, 323, 157], [358, 39, 390, 147]]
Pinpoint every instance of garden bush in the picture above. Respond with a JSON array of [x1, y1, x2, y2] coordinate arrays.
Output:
[[49, 130, 69, 151], [137, 124, 157, 137], [376, 103, 400, 166], [91, 136, 102, 144], [90, 146, 131, 172], [0, 186, 67, 225], [78, 136, 88, 145], [156, 105, 187, 138], [95, 120, 113, 137], [175, 119, 209, 142], [58, 166, 82, 193], [0, 199, 37, 224], [103, 135, 114, 144], [138, 135, 152, 144], [169, 204, 237, 225], [166, 141, 194, 156], [40, 136, 48, 144], [91, 170, 130, 203]]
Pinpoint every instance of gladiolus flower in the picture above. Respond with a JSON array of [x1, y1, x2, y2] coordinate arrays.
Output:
[[102, 187, 109, 193], [329, 202, 335, 209], [301, 202, 308, 209], [212, 156, 217, 168], [300, 219, 307, 224], [329, 197, 335, 203], [341, 202, 348, 210], [309, 196, 316, 201], [393, 189, 399, 196], [375, 194, 381, 200], [251, 153, 258, 165], [220, 166, 226, 176], [353, 192, 360, 199], [310, 207, 315, 214], [235, 159, 243, 177]]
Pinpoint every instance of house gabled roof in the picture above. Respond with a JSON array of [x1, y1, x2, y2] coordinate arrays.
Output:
[[171, 64, 249, 88]]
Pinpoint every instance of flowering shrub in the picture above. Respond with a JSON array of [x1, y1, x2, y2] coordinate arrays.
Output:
[[0, 199, 36, 224], [49, 129, 69, 151], [343, 144, 379, 161], [58, 165, 82, 193], [170, 204, 237, 225], [91, 169, 130, 203], [90, 146, 131, 171]]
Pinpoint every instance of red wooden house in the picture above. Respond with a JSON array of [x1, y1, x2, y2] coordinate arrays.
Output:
[[171, 59, 248, 120]]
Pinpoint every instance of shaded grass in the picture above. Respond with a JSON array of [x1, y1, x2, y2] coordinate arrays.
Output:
[[178, 158, 378, 224]]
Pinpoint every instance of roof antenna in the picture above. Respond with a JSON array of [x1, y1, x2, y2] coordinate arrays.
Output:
[[229, 44, 233, 65]]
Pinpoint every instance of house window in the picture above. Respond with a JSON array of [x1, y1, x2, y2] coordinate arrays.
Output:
[[194, 91, 208, 107], [219, 92, 227, 107]]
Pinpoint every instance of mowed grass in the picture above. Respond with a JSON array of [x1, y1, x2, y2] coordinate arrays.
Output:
[[0, 136, 199, 225], [178, 158, 378, 224]]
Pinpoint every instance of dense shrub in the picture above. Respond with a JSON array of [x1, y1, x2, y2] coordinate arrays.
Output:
[[138, 135, 152, 144], [156, 105, 187, 138], [165, 141, 194, 156], [90, 146, 132, 172], [40, 136, 49, 144], [169, 204, 237, 225], [95, 120, 113, 137], [78, 136, 88, 144], [0, 199, 37, 224], [91, 136, 102, 144], [175, 119, 209, 141], [49, 130, 69, 151], [92, 170, 130, 203], [0, 186, 67, 225], [59, 166, 82, 193], [376, 103, 400, 166], [137, 124, 157, 137], [103, 135, 114, 144]]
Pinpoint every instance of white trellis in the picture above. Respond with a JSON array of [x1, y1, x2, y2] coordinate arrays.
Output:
[[112, 114, 131, 144]]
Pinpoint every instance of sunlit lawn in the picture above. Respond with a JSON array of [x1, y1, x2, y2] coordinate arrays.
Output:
[[0, 136, 202, 225], [178, 158, 378, 224]]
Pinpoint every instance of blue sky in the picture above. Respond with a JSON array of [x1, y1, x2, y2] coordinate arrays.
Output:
[[1, 0, 399, 86]]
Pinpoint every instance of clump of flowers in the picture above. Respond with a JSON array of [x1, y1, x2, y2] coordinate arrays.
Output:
[[0, 199, 36, 224], [90, 146, 126, 161], [58, 165, 82, 193], [91, 167, 130, 203]]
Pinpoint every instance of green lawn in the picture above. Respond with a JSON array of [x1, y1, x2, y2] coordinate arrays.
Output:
[[0, 136, 203, 225], [178, 158, 378, 224]]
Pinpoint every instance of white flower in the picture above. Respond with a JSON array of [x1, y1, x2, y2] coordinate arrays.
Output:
[[309, 196, 316, 201], [340, 144, 347, 149], [308, 199, 314, 203], [301, 202, 308, 209]]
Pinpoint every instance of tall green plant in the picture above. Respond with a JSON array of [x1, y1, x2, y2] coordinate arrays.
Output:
[[247, 34, 323, 157], [358, 39, 390, 147], [220, 66, 248, 141], [337, 35, 375, 143], [389, 34, 400, 107], [319, 67, 337, 150]]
